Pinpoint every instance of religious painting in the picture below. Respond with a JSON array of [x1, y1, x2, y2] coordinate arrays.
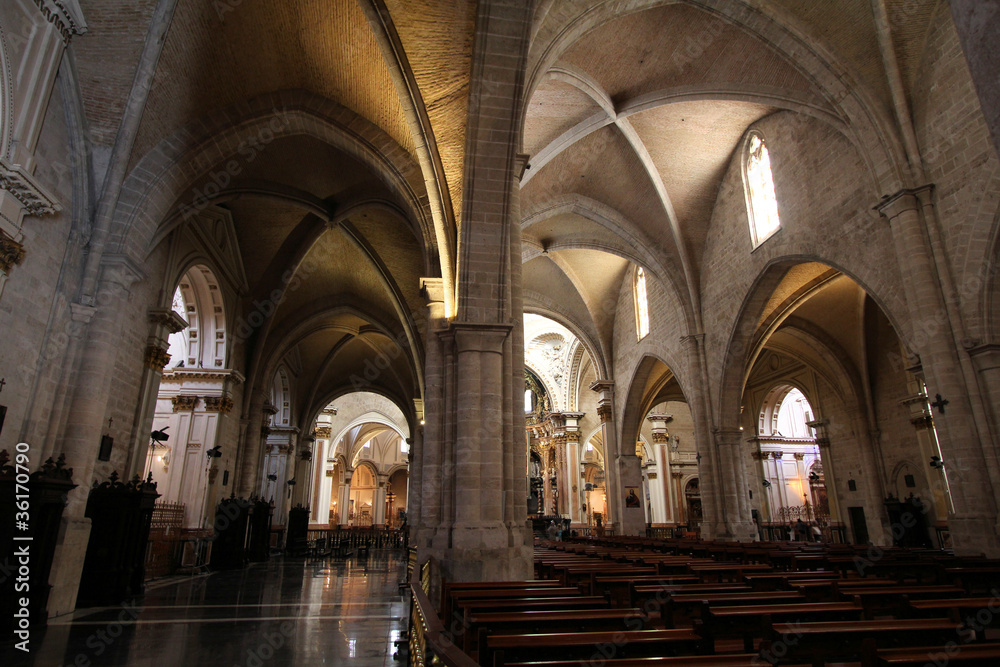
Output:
[[624, 487, 641, 508]]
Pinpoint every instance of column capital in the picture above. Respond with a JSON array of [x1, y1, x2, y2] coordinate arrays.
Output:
[[589, 380, 615, 393], [171, 395, 198, 412], [793, 452, 805, 460], [204, 396, 235, 414], [515, 153, 531, 181], [449, 321, 513, 353], [0, 230, 26, 274], [713, 427, 743, 446], [875, 185, 934, 221], [143, 345, 171, 371]]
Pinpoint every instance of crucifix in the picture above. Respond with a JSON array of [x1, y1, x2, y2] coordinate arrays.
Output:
[[107, 417, 114, 431], [931, 394, 949, 414], [0, 377, 6, 393]]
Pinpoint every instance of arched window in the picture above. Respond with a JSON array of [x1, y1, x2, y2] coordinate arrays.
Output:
[[743, 132, 781, 247], [634, 267, 650, 340]]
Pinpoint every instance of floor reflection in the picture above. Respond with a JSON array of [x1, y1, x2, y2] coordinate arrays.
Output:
[[1, 550, 408, 667]]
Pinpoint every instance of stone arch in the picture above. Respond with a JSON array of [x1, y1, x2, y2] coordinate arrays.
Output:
[[619, 354, 690, 462], [105, 90, 436, 286], [166, 264, 228, 370], [717, 258, 912, 431]]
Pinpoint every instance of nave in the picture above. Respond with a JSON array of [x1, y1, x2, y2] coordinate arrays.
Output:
[[4, 551, 407, 667]]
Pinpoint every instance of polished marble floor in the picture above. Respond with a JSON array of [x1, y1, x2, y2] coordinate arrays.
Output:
[[2, 550, 408, 666]]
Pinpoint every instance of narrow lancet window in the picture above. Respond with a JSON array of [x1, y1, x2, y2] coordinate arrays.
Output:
[[744, 132, 781, 247], [635, 267, 650, 340]]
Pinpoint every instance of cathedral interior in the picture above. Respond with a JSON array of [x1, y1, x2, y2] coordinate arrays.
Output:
[[2, 0, 1000, 664]]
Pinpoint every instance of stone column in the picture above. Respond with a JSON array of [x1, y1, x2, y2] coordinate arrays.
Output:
[[773, 451, 789, 510], [293, 435, 315, 510], [648, 414, 673, 524], [672, 471, 686, 524], [715, 428, 756, 540], [878, 190, 1000, 555], [46, 257, 143, 616], [125, 309, 187, 479], [374, 475, 387, 526], [339, 470, 353, 527], [415, 278, 445, 548], [200, 395, 237, 529], [562, 413, 585, 525], [590, 381, 617, 530]]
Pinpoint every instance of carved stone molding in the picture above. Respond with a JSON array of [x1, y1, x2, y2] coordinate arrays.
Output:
[[314, 426, 332, 439], [647, 472, 657, 480], [33, 0, 89, 42], [651, 431, 670, 444], [671, 471, 684, 479], [171, 395, 198, 412], [793, 452, 805, 460], [564, 431, 580, 444], [0, 230, 25, 273], [144, 345, 171, 371], [597, 404, 613, 423], [771, 451, 784, 459], [204, 396, 234, 414], [0, 159, 62, 217]]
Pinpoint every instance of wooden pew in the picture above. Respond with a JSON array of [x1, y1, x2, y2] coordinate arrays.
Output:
[[631, 583, 752, 610], [660, 591, 805, 628], [442, 580, 562, 621], [594, 574, 699, 606], [485, 628, 706, 666], [703, 601, 866, 652], [504, 655, 763, 667], [466, 608, 651, 657], [835, 584, 967, 616], [862, 640, 1000, 666], [456, 596, 611, 634], [763, 618, 965, 666], [444, 587, 581, 627]]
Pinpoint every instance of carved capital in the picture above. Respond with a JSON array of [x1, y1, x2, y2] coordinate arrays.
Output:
[[793, 452, 805, 460], [171, 395, 198, 412], [144, 345, 171, 371], [314, 426, 332, 439], [0, 231, 25, 274], [651, 431, 670, 444], [646, 472, 657, 480], [771, 450, 784, 459], [910, 414, 935, 431], [204, 396, 234, 414], [597, 404, 613, 423]]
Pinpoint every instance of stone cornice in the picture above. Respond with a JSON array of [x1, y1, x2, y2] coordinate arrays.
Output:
[[0, 158, 62, 217]]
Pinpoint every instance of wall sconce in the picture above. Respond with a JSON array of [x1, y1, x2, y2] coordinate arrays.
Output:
[[761, 479, 771, 488], [930, 456, 944, 469]]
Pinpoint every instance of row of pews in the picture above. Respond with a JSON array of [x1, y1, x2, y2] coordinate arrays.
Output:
[[433, 536, 1000, 666]]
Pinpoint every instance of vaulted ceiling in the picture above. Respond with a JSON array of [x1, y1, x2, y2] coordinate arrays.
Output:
[[68, 0, 945, 422]]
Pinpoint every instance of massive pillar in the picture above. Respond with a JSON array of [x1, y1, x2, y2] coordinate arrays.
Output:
[[416, 0, 534, 581], [878, 189, 1000, 555]]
